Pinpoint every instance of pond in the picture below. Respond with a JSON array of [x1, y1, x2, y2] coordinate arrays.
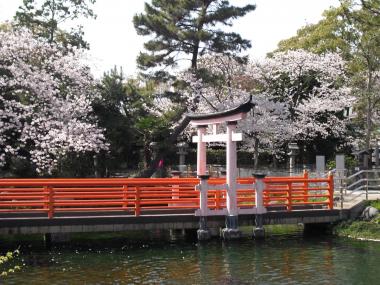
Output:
[[1, 229, 379, 284]]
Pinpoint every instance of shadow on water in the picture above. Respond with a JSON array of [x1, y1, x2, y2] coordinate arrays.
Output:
[[1, 227, 380, 285]]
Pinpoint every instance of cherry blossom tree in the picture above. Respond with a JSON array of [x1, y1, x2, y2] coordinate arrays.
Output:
[[177, 50, 354, 165], [251, 50, 354, 141], [0, 28, 108, 175]]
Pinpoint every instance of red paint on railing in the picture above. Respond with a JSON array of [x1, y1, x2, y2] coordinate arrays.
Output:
[[0, 173, 334, 218]]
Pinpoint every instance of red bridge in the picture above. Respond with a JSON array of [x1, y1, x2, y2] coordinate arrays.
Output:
[[0, 172, 354, 241], [0, 173, 333, 218]]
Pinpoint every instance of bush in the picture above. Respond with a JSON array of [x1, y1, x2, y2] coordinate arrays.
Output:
[[0, 249, 22, 278]]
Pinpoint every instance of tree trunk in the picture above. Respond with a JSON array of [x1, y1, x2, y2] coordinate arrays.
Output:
[[136, 115, 191, 178], [365, 95, 372, 150], [191, 40, 199, 70], [272, 154, 277, 169], [190, 1, 209, 70], [253, 137, 259, 169], [365, 71, 373, 150]]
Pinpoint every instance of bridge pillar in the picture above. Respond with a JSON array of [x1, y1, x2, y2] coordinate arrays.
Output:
[[253, 173, 267, 239], [197, 175, 211, 241]]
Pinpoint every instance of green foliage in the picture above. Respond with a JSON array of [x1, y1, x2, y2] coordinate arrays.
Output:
[[14, 0, 96, 49], [93, 68, 183, 174], [370, 199, 380, 211], [334, 219, 380, 240], [134, 0, 255, 77], [276, 6, 352, 60], [334, 199, 380, 240], [275, 1, 380, 150], [93, 67, 141, 173], [0, 249, 22, 278], [326, 156, 358, 170]]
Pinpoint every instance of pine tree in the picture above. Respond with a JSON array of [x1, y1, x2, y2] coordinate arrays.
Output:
[[133, 0, 255, 76], [14, 0, 96, 49]]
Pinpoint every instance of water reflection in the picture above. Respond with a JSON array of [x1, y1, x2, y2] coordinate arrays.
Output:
[[1, 233, 380, 284]]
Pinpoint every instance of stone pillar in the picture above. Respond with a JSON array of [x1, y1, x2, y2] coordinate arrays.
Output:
[[197, 175, 211, 241], [253, 173, 266, 239], [316, 156, 325, 174], [336, 154, 345, 196], [222, 121, 241, 240], [197, 126, 207, 176]]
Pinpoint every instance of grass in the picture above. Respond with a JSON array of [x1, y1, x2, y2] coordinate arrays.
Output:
[[370, 199, 380, 211], [333, 199, 380, 240]]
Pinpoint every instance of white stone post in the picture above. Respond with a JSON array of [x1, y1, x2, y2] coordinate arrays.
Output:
[[226, 121, 238, 217], [197, 126, 207, 176], [197, 175, 211, 240], [199, 176, 209, 217], [253, 173, 266, 238], [336, 154, 345, 199], [255, 176, 266, 215]]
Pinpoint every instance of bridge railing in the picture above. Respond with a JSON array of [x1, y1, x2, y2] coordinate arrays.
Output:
[[234, 174, 333, 211], [0, 174, 334, 218]]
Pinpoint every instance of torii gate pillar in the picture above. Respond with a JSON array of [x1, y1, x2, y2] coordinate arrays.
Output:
[[226, 121, 238, 217], [196, 125, 207, 176]]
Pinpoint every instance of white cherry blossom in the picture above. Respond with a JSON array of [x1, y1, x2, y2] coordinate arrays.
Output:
[[0, 29, 108, 174]]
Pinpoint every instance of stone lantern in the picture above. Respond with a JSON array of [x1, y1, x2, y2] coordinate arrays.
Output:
[[288, 142, 299, 174], [176, 142, 188, 172]]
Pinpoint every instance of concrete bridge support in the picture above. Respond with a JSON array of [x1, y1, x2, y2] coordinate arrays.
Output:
[[253, 173, 267, 239], [197, 175, 211, 241]]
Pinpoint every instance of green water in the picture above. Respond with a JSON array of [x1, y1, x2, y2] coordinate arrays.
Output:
[[1, 231, 380, 285]]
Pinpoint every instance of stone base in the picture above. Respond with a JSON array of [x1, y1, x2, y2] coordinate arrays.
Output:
[[221, 228, 242, 240], [197, 229, 211, 241], [253, 227, 265, 239]]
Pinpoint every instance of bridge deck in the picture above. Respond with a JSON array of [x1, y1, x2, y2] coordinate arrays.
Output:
[[0, 208, 350, 235]]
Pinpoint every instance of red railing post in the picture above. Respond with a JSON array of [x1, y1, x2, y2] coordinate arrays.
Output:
[[123, 184, 128, 211], [328, 172, 334, 209], [215, 189, 221, 210], [45, 185, 54, 219], [303, 170, 309, 203], [135, 186, 141, 216], [287, 182, 292, 211]]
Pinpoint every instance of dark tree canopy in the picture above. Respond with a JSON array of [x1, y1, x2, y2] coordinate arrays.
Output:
[[14, 0, 96, 49], [133, 0, 255, 75]]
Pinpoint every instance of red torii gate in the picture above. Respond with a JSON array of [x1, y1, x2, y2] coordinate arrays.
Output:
[[187, 97, 255, 239]]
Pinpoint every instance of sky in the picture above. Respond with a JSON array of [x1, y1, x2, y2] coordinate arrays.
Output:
[[0, 0, 340, 78]]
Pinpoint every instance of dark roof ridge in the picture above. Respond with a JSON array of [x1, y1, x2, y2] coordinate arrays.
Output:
[[186, 95, 255, 121]]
